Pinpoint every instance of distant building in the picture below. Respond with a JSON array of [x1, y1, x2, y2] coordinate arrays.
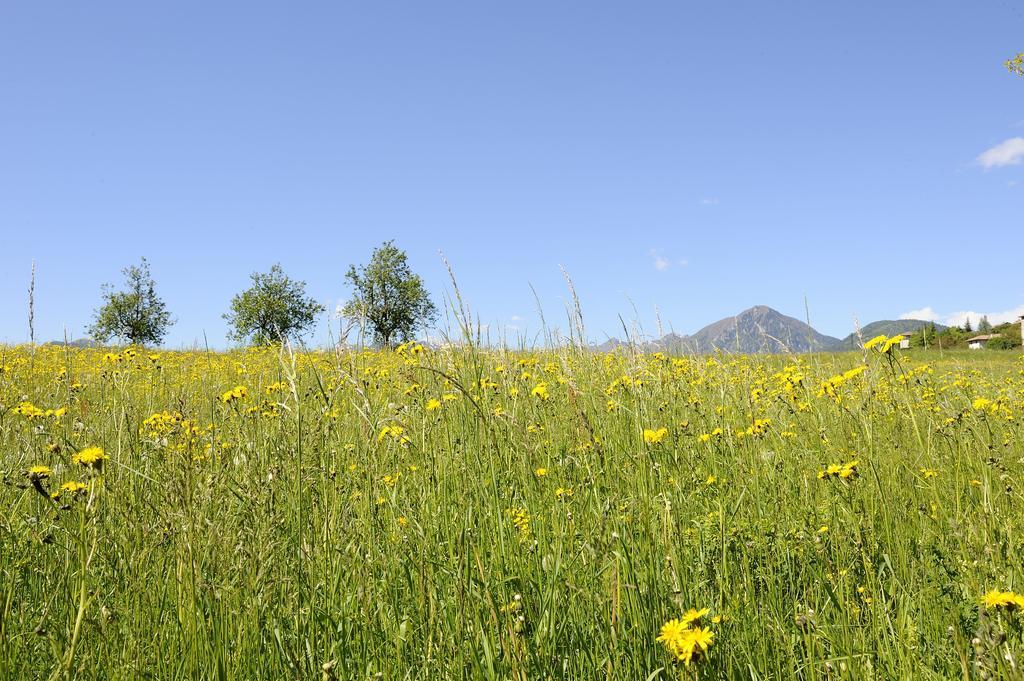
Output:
[[898, 335, 912, 350], [967, 334, 1001, 350]]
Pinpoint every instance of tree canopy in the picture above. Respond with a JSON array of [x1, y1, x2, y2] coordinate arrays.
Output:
[[224, 264, 325, 345], [342, 241, 437, 348], [1007, 53, 1024, 77], [88, 257, 173, 346]]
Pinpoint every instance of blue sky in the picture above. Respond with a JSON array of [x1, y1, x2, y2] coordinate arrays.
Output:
[[1, 2, 1022, 347]]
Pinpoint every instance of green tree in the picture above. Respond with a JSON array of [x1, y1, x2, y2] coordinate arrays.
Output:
[[342, 241, 437, 348], [978, 315, 992, 332], [963, 317, 973, 333], [88, 257, 173, 346], [224, 264, 325, 345], [1007, 53, 1024, 77]]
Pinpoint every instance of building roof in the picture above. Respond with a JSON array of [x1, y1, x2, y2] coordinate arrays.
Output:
[[967, 334, 1002, 342]]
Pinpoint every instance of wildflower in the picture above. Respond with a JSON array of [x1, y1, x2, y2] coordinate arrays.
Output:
[[507, 506, 532, 541], [377, 425, 411, 445], [25, 464, 52, 482], [60, 480, 87, 494], [72, 447, 107, 470], [425, 398, 442, 412], [981, 590, 1024, 610], [818, 459, 858, 481], [681, 608, 709, 626], [643, 427, 669, 445], [14, 401, 45, 418], [656, 614, 715, 666], [879, 335, 904, 353], [863, 335, 887, 350], [53, 480, 88, 500], [919, 468, 938, 479], [534, 467, 548, 477], [656, 619, 689, 655], [531, 383, 550, 401], [555, 487, 573, 499], [970, 395, 995, 411], [219, 386, 248, 403]]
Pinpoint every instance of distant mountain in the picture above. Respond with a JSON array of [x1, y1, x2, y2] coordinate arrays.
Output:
[[593, 337, 628, 353], [835, 319, 945, 350], [45, 338, 102, 348], [593, 306, 840, 355], [685, 305, 840, 354], [590, 308, 952, 356]]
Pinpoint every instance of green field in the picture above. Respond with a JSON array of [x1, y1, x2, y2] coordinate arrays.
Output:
[[2, 343, 1023, 679]]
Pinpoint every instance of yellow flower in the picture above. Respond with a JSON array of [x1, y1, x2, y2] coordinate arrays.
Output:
[[656, 615, 715, 666], [534, 467, 548, 477], [425, 398, 442, 412], [972, 397, 994, 412], [72, 447, 107, 470], [681, 607, 709, 626], [219, 385, 248, 403], [863, 335, 887, 350], [880, 335, 904, 353], [531, 382, 550, 401], [688, 626, 715, 654], [919, 468, 938, 479], [643, 427, 669, 445], [52, 480, 88, 500], [377, 425, 410, 445], [26, 464, 52, 481], [819, 459, 858, 481], [656, 618, 689, 652], [981, 589, 1024, 610]]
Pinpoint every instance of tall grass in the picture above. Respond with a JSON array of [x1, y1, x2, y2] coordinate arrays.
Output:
[[1, 344, 1022, 678]]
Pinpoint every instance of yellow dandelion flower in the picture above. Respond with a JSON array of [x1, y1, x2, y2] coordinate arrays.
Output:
[[72, 447, 107, 469], [643, 427, 669, 445], [26, 464, 52, 481], [863, 335, 887, 350], [681, 607, 709, 626]]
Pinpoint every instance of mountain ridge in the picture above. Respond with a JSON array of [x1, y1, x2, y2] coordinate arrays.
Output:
[[594, 306, 939, 355]]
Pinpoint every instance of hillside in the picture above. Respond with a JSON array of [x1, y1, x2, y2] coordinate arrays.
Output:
[[835, 319, 945, 350]]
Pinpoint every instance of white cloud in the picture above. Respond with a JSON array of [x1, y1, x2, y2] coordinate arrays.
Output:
[[651, 249, 686, 271], [650, 249, 670, 271], [700, 197, 720, 206], [901, 305, 1024, 327], [977, 137, 1024, 169], [510, 315, 523, 322], [899, 307, 940, 322]]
